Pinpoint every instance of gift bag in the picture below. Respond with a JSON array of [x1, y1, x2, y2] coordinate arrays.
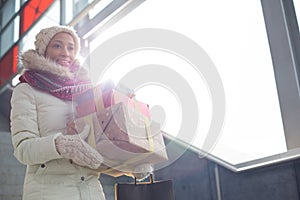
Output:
[[115, 174, 175, 200]]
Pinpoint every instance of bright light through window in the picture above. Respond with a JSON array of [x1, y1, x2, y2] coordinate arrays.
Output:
[[89, 0, 113, 19], [89, 49, 210, 141], [88, 0, 287, 164], [11, 74, 20, 87], [294, 0, 300, 31]]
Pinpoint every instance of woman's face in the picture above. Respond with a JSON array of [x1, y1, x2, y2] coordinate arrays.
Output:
[[45, 32, 75, 68]]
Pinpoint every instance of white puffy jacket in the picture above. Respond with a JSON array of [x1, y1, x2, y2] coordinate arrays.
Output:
[[10, 50, 106, 200]]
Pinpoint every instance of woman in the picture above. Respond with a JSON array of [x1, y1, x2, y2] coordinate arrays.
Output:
[[10, 26, 106, 200]]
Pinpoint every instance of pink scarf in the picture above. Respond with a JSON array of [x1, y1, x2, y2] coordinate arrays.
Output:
[[20, 68, 92, 101]]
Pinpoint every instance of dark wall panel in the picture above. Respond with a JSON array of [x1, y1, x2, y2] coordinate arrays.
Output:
[[154, 145, 216, 200], [292, 159, 300, 198], [218, 162, 299, 200]]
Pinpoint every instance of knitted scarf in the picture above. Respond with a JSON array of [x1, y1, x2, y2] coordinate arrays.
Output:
[[20, 69, 92, 101]]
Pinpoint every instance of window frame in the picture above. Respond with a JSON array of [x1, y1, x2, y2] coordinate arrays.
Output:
[[261, 0, 300, 150]]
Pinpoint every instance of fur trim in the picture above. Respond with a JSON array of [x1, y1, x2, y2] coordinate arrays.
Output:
[[21, 50, 75, 79]]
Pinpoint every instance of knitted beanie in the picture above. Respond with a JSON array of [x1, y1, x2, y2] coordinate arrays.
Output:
[[34, 25, 80, 56]]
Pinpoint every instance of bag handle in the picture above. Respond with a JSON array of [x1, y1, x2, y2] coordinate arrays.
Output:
[[134, 174, 154, 185]]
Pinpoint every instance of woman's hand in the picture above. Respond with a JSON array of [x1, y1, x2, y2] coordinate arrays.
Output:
[[132, 163, 153, 181], [55, 125, 103, 169]]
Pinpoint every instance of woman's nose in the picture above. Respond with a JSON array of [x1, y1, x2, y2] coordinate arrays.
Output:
[[61, 46, 69, 56]]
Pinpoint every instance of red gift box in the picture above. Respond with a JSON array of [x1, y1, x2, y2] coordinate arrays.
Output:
[[74, 83, 150, 118]]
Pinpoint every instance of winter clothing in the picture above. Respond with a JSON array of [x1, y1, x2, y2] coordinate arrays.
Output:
[[10, 44, 106, 199], [34, 25, 80, 56], [20, 50, 92, 101], [55, 125, 103, 169]]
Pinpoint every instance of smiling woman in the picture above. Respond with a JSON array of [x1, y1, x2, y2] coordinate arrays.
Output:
[[10, 25, 106, 200]]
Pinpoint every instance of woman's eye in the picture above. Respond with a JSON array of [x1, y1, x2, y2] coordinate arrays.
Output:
[[68, 46, 74, 51], [53, 44, 61, 48]]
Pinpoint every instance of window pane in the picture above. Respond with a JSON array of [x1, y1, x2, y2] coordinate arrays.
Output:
[[14, 15, 19, 43], [19, 0, 60, 53], [74, 0, 89, 17], [15, 0, 20, 12], [63, 0, 74, 24], [1, 22, 14, 57], [89, 0, 286, 165], [88, 0, 113, 19], [2, 0, 15, 25]]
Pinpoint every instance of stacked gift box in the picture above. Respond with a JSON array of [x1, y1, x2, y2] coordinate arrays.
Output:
[[67, 80, 168, 177]]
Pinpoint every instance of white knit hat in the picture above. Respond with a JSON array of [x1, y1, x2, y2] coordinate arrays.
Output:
[[34, 25, 80, 56]]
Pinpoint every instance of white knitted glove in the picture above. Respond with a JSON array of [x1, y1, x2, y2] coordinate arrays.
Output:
[[132, 163, 153, 181], [55, 125, 103, 169]]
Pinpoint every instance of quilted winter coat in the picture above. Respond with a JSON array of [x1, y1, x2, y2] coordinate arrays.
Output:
[[10, 50, 106, 200]]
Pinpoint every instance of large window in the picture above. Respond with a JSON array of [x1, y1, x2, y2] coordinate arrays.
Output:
[[86, 0, 300, 170]]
